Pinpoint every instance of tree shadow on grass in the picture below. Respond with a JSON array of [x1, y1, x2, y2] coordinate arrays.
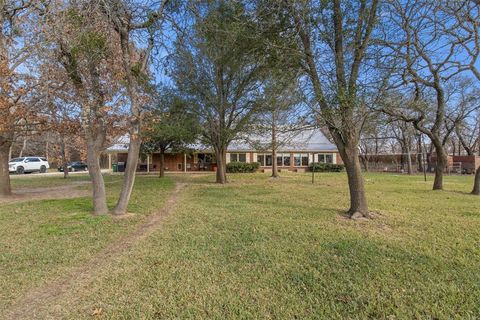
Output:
[[443, 189, 477, 196]]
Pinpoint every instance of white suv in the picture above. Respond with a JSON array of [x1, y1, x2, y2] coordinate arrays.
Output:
[[9, 157, 50, 174]]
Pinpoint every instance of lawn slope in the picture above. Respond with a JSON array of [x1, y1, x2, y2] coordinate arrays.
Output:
[[31, 173, 480, 319], [0, 174, 174, 313]]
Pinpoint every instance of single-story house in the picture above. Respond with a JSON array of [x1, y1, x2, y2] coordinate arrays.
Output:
[[105, 128, 342, 173], [451, 155, 480, 174]]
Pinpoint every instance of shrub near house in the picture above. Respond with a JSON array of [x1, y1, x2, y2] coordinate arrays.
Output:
[[227, 162, 260, 173], [310, 162, 345, 172]]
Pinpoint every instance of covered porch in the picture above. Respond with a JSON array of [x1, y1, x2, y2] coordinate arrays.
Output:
[[107, 151, 218, 173]]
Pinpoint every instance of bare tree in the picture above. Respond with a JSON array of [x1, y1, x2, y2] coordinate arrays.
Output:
[[100, 0, 168, 214], [0, 1, 36, 196], [455, 118, 479, 156], [283, 0, 380, 218], [359, 114, 392, 172], [449, 85, 480, 157], [381, 0, 479, 190], [390, 120, 415, 174], [440, 0, 480, 194]]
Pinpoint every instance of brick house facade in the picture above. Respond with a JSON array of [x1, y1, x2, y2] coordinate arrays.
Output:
[[106, 128, 342, 173]]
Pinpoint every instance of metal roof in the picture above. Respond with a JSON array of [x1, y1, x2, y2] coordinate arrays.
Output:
[[106, 135, 131, 152], [107, 128, 338, 153]]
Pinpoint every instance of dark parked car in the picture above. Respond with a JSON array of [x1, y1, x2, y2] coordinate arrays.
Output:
[[58, 161, 88, 172]]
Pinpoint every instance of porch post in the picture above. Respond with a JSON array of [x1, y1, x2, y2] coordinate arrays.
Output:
[[184, 152, 187, 172], [108, 153, 112, 170], [147, 154, 150, 173]]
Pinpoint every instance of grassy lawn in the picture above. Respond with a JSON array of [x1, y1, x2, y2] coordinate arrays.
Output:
[[0, 174, 174, 312], [1, 172, 479, 319], [9, 172, 94, 188]]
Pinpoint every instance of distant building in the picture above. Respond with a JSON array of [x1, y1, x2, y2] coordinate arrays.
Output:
[[105, 128, 342, 173]]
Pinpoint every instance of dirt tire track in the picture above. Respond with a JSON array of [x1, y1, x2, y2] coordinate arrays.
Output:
[[4, 182, 185, 320]]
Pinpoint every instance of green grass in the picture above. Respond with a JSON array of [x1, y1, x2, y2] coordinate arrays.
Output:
[[0, 174, 174, 312], [1, 172, 479, 319], [9, 172, 93, 188]]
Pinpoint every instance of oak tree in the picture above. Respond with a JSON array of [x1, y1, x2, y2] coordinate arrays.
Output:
[[172, 2, 270, 184], [283, 0, 380, 218], [142, 89, 199, 178]]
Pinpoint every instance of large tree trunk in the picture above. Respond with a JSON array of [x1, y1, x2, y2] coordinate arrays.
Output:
[[286, 0, 376, 219], [110, 19, 148, 215], [214, 146, 227, 184], [457, 128, 474, 156], [159, 148, 165, 178], [59, 32, 110, 215], [85, 139, 108, 215], [0, 9, 12, 197], [431, 139, 447, 190], [472, 166, 480, 195], [272, 148, 279, 178], [0, 140, 12, 197], [113, 133, 141, 215], [338, 142, 369, 218], [427, 145, 434, 173]]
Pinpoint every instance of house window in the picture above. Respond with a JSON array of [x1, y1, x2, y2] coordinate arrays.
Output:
[[265, 154, 272, 166], [257, 154, 273, 166], [302, 155, 309, 166], [276, 153, 290, 166], [230, 153, 247, 163], [294, 154, 309, 166], [294, 154, 301, 166], [258, 154, 263, 165], [318, 153, 333, 164]]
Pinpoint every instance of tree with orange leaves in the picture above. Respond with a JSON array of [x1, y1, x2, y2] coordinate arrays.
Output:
[[41, 0, 126, 214], [0, 1, 41, 196]]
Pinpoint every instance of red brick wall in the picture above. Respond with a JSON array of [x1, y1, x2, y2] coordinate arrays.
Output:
[[151, 153, 195, 172], [335, 152, 343, 165], [114, 151, 346, 172], [452, 155, 480, 173], [117, 153, 128, 163]]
